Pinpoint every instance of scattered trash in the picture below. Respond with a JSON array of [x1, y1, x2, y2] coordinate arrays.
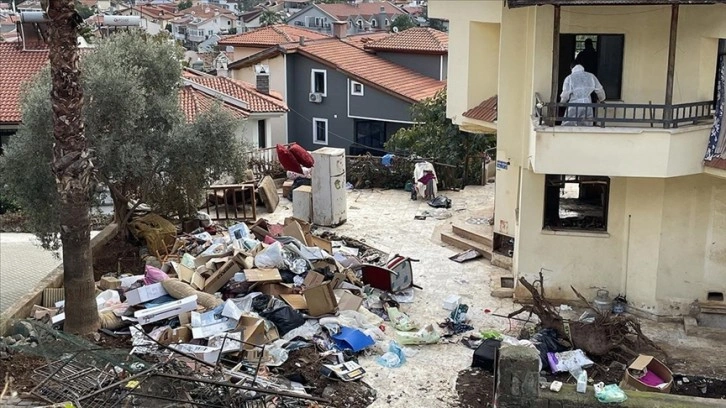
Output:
[[622, 354, 674, 393], [449, 249, 483, 263], [396, 324, 440, 345], [547, 349, 594, 376], [480, 329, 502, 340], [427, 195, 452, 209], [558, 304, 573, 312], [376, 341, 407, 368], [472, 339, 500, 373], [576, 369, 588, 393], [442, 294, 461, 311], [386, 307, 419, 331], [550, 380, 563, 392], [595, 383, 628, 403]]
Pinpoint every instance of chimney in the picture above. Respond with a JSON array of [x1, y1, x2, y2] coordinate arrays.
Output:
[[380, 6, 385, 12], [332, 20, 347, 39], [255, 64, 270, 94], [298, 36, 305, 46]]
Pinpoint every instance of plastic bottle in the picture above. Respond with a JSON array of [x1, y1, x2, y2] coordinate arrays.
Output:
[[577, 370, 588, 393]]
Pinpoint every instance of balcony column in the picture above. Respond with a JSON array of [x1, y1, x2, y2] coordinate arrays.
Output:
[[664, 4, 679, 128], [549, 5, 561, 123]]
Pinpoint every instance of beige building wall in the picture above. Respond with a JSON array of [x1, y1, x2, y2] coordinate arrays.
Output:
[[230, 52, 289, 146]]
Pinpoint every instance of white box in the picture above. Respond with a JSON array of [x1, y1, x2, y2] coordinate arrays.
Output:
[[443, 294, 461, 311], [169, 343, 220, 364], [292, 185, 312, 223], [125, 282, 169, 306], [134, 295, 198, 325]]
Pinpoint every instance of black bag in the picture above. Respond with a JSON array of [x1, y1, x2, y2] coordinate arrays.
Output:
[[472, 339, 501, 373], [428, 195, 452, 209], [531, 328, 568, 367], [260, 306, 305, 336]]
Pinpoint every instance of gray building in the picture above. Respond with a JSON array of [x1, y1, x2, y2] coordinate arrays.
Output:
[[287, 1, 407, 36]]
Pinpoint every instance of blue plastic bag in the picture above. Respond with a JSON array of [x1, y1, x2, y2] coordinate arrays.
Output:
[[376, 341, 406, 368]]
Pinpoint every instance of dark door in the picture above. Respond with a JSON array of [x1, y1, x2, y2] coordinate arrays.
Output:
[[257, 120, 266, 148], [351, 120, 387, 156], [596, 35, 624, 100]]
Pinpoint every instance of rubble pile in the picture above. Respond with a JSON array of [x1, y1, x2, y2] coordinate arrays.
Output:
[[16, 215, 459, 407]]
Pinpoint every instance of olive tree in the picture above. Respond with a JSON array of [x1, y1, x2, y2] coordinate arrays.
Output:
[[1, 32, 249, 251]]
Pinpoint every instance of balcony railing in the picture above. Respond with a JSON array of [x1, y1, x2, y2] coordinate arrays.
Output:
[[534, 94, 713, 129]]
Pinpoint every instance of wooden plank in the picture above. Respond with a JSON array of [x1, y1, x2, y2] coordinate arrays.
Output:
[[550, 4, 561, 120], [664, 4, 679, 128]]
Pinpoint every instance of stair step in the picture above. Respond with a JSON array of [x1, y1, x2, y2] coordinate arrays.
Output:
[[452, 224, 493, 247], [441, 232, 492, 260]]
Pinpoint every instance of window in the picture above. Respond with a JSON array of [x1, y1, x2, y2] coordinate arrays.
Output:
[[351, 81, 364, 96], [257, 120, 267, 148], [371, 19, 377, 28], [313, 118, 328, 145], [543, 175, 610, 232], [356, 19, 362, 30], [311, 69, 327, 96], [558, 34, 624, 101], [384, 18, 389, 26]]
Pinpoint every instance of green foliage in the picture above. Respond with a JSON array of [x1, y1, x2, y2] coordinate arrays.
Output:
[[385, 89, 495, 181], [228, 27, 237, 34], [259, 10, 283, 26], [178, 0, 193, 10], [0, 32, 249, 248], [237, 0, 258, 12], [390, 14, 415, 32], [75, 2, 95, 19]]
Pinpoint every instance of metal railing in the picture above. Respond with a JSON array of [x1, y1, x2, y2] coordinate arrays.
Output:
[[534, 94, 713, 129]]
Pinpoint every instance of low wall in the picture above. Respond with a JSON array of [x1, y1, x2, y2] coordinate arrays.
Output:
[[497, 346, 726, 408], [0, 223, 118, 336]]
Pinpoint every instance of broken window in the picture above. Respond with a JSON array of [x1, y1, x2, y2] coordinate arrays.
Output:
[[543, 175, 609, 232]]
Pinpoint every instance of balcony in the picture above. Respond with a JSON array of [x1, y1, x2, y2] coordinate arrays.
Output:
[[530, 96, 714, 178]]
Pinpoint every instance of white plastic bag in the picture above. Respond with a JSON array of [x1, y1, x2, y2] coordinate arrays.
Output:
[[395, 324, 440, 345], [255, 242, 285, 268]]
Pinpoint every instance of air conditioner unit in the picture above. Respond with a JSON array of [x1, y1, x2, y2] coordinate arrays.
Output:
[[309, 93, 323, 103]]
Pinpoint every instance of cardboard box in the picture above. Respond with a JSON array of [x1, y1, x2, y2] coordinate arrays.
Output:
[[158, 326, 192, 345], [335, 290, 363, 311], [245, 268, 282, 283], [134, 295, 198, 325], [125, 282, 169, 306], [171, 262, 195, 284], [202, 254, 244, 294], [235, 316, 267, 347], [304, 282, 338, 317], [283, 220, 307, 244], [242, 348, 270, 363], [309, 236, 333, 254], [252, 282, 294, 296], [170, 343, 220, 364], [99, 276, 121, 290], [303, 271, 325, 288], [282, 180, 294, 198], [621, 354, 673, 393], [280, 294, 308, 310]]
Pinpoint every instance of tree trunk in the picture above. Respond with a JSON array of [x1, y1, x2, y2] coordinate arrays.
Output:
[[48, 0, 100, 334]]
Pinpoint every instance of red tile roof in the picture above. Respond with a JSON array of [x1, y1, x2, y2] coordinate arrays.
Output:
[[0, 42, 48, 125], [293, 39, 445, 102], [179, 85, 248, 122], [463, 95, 498, 123], [364, 27, 448, 54], [316, 2, 406, 19], [344, 32, 392, 49], [185, 75, 288, 113], [218, 24, 329, 47]]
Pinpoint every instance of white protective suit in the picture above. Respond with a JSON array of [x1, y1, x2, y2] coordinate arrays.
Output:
[[413, 161, 437, 199], [560, 65, 606, 126]]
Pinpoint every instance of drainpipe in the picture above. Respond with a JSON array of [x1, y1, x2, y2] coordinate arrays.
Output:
[[549, 5, 561, 124], [664, 4, 679, 128]]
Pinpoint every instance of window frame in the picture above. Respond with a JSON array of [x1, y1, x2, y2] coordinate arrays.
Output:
[[312, 118, 329, 145], [310, 69, 327, 96], [371, 19, 377, 28], [384, 18, 389, 26], [542, 174, 610, 233], [560, 33, 625, 101], [351, 80, 364, 96], [356, 19, 363, 29]]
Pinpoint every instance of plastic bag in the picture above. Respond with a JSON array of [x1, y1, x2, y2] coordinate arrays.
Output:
[[376, 341, 407, 368], [531, 328, 567, 367], [395, 324, 440, 345], [547, 349, 594, 374], [144, 265, 170, 285], [427, 195, 452, 209], [595, 383, 627, 403], [255, 242, 285, 268], [387, 307, 419, 331], [260, 306, 305, 336], [282, 320, 321, 341]]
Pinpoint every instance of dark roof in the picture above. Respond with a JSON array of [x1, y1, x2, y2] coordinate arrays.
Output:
[[508, 0, 726, 6]]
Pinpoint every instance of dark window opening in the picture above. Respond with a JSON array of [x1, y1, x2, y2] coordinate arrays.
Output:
[[714, 39, 726, 104], [257, 120, 266, 149], [543, 175, 610, 232], [707, 292, 724, 302], [314, 119, 327, 144], [558, 34, 624, 101], [313, 71, 326, 94], [350, 120, 406, 156], [0, 129, 15, 155]]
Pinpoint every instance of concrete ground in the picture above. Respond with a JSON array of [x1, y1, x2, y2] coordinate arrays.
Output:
[[263, 185, 519, 408], [0, 234, 62, 313]]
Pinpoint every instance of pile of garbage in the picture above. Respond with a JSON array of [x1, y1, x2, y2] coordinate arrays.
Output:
[[19, 215, 458, 407]]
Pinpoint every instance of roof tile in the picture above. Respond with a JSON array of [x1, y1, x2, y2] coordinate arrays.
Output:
[[364, 27, 448, 54], [463, 95, 497, 123], [179, 85, 248, 122], [0, 42, 48, 124], [185, 75, 288, 113], [219, 24, 329, 47]]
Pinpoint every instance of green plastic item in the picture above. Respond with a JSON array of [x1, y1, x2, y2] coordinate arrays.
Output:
[[480, 329, 503, 340]]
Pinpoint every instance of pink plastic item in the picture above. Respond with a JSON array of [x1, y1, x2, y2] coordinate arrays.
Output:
[[144, 264, 170, 285]]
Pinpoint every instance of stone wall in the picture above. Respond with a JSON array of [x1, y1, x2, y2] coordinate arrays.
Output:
[[496, 346, 726, 408]]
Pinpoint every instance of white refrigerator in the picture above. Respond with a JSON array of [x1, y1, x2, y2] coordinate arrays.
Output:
[[311, 147, 347, 227]]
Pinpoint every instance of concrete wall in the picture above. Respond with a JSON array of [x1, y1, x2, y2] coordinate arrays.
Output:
[[374, 51, 443, 80], [287, 7, 332, 34], [347, 79, 414, 124]]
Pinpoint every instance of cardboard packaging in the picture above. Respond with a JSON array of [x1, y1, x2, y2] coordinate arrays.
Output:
[[252, 282, 295, 296], [235, 316, 278, 347], [125, 282, 169, 306], [621, 354, 673, 393], [303, 282, 338, 317], [134, 295, 198, 325], [245, 268, 282, 283], [335, 290, 363, 311], [171, 262, 195, 284], [282, 180, 294, 198], [158, 326, 192, 346], [170, 343, 220, 364], [99, 276, 122, 290]]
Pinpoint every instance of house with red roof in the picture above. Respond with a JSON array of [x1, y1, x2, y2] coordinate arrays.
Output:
[[169, 4, 238, 48], [0, 40, 286, 152], [286, 1, 408, 36], [116, 4, 178, 35], [223, 24, 447, 154]]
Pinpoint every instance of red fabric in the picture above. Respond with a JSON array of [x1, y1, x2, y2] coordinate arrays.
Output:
[[276, 144, 303, 174], [289, 143, 315, 168]]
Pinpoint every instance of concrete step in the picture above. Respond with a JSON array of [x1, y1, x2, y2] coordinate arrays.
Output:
[[440, 232, 492, 260], [451, 223, 493, 247]]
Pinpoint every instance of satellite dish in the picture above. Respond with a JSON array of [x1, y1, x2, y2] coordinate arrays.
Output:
[[392, 26, 399, 33]]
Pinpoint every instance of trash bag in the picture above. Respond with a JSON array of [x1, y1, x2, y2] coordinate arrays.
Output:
[[255, 242, 285, 269], [251, 294, 271, 313], [376, 341, 407, 368], [395, 324, 440, 345], [260, 306, 305, 336], [387, 307, 418, 331], [144, 265, 170, 285], [595, 383, 628, 403], [427, 195, 452, 209], [531, 328, 568, 368]]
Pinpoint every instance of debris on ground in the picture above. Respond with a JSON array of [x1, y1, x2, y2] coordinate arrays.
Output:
[[5, 212, 452, 407]]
